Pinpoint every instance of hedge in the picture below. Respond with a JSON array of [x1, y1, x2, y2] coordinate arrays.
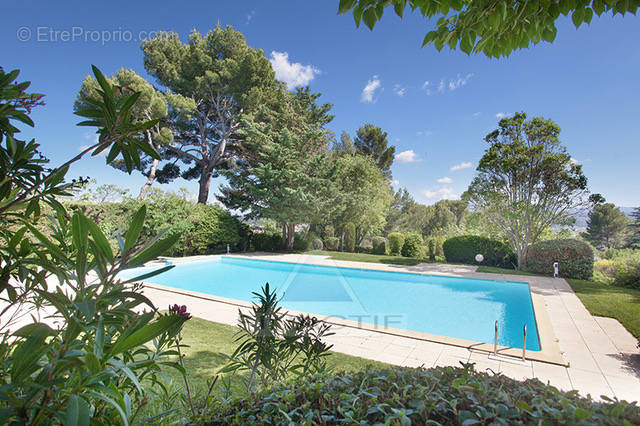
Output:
[[251, 233, 281, 252], [371, 236, 387, 255], [343, 223, 356, 252], [202, 366, 640, 425], [443, 235, 516, 268], [525, 239, 594, 280], [426, 235, 445, 260], [66, 199, 249, 256], [401, 233, 423, 257], [388, 232, 405, 255]]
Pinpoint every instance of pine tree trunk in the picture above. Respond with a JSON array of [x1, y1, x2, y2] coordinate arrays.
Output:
[[138, 157, 159, 200], [285, 223, 296, 250], [197, 165, 214, 204]]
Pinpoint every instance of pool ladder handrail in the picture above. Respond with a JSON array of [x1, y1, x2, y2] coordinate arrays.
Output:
[[493, 320, 527, 361]]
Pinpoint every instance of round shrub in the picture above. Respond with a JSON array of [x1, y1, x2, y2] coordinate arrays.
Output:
[[252, 232, 281, 252], [311, 237, 324, 250], [343, 223, 356, 252], [323, 237, 339, 251], [203, 367, 640, 425], [594, 256, 640, 288], [401, 233, 423, 257], [388, 232, 405, 255], [525, 239, 594, 280], [371, 236, 387, 255], [443, 235, 516, 268]]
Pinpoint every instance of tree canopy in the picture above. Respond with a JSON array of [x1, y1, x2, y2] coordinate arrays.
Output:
[[337, 0, 640, 58], [141, 25, 278, 203], [464, 112, 588, 268], [585, 202, 630, 249], [352, 124, 395, 177]]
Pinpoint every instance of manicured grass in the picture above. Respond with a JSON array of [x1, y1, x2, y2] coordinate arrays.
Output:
[[567, 279, 640, 339], [307, 249, 428, 266], [165, 316, 390, 396], [476, 265, 539, 276]]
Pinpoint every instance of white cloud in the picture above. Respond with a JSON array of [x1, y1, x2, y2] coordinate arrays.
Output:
[[570, 157, 579, 164], [392, 179, 400, 186], [438, 79, 445, 93], [472, 112, 481, 117], [496, 112, 507, 119], [448, 73, 473, 91], [246, 10, 255, 24], [361, 75, 381, 103], [421, 186, 456, 201], [423, 80, 431, 95], [437, 176, 453, 184], [393, 84, 406, 97], [395, 149, 421, 163], [416, 130, 433, 137], [269, 51, 320, 89], [450, 161, 473, 171]]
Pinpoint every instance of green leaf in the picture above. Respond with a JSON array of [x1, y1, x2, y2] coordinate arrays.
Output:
[[338, 0, 358, 14], [108, 315, 184, 357], [123, 205, 146, 255], [64, 395, 90, 426], [86, 219, 114, 263], [120, 265, 175, 284], [127, 231, 180, 267], [572, 7, 585, 27], [363, 7, 378, 30]]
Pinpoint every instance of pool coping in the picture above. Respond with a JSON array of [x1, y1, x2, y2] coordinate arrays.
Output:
[[138, 253, 566, 366]]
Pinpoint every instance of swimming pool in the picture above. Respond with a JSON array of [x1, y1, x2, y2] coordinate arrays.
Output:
[[122, 256, 540, 351]]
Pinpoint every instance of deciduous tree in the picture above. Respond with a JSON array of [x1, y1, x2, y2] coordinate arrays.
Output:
[[464, 112, 588, 269]]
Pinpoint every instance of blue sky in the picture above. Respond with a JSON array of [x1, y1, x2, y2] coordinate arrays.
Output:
[[3, 1, 639, 206]]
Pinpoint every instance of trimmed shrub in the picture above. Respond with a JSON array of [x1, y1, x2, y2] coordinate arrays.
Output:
[[324, 237, 339, 251], [202, 366, 640, 425], [525, 239, 594, 280], [252, 232, 281, 252], [371, 236, 387, 255], [443, 235, 516, 268], [401, 233, 423, 257], [311, 237, 324, 250], [343, 223, 356, 252], [388, 232, 405, 255]]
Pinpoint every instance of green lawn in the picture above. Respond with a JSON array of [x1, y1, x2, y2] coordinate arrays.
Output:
[[166, 316, 390, 396], [307, 249, 431, 266], [476, 265, 539, 276], [567, 279, 640, 339]]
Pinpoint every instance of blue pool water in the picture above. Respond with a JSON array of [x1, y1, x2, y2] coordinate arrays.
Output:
[[122, 257, 540, 351]]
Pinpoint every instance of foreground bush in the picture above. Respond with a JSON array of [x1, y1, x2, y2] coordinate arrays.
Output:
[[443, 235, 516, 268], [526, 239, 594, 280], [426, 235, 445, 260], [388, 232, 405, 255], [202, 365, 640, 425], [371, 236, 387, 254], [401, 232, 423, 257]]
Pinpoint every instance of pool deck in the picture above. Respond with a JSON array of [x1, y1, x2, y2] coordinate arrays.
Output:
[[141, 252, 640, 402]]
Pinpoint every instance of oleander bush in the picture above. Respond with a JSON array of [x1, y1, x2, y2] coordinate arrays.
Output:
[[343, 222, 356, 252], [372, 236, 388, 254], [202, 365, 640, 425], [388, 232, 405, 255], [443, 235, 516, 268], [525, 239, 594, 280], [401, 232, 423, 257], [252, 232, 282, 251]]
